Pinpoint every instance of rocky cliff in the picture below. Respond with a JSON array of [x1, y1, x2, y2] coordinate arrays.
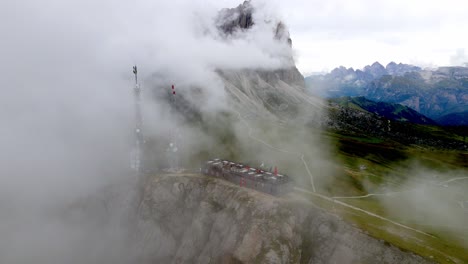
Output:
[[133, 174, 432, 264], [214, 0, 314, 120], [218, 68, 321, 121]]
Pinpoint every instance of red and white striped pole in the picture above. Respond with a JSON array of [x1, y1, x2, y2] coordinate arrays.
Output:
[[168, 84, 178, 170], [171, 84, 177, 107]]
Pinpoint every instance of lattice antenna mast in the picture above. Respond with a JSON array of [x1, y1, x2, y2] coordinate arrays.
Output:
[[131, 65, 143, 173], [171, 85, 177, 146], [167, 84, 179, 170]]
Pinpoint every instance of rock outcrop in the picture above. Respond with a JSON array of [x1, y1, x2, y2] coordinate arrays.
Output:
[[217, 1, 255, 34], [217, 0, 292, 46], [133, 174, 432, 264], [363, 62, 387, 78], [214, 1, 321, 120], [218, 68, 320, 121]]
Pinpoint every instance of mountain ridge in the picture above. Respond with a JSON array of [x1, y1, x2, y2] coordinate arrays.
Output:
[[329, 96, 437, 125], [305, 62, 468, 124]]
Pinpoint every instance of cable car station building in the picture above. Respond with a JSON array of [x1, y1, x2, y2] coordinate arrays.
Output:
[[202, 159, 294, 196]]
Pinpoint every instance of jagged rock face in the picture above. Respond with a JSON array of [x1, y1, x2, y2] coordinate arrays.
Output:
[[386, 62, 422, 76], [258, 68, 305, 88], [364, 62, 387, 78], [217, 0, 292, 46], [274, 21, 293, 46], [134, 175, 432, 264], [218, 68, 322, 121], [215, 1, 313, 119], [217, 1, 255, 34]]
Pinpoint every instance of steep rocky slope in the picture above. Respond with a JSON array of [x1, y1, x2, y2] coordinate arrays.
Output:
[[219, 68, 323, 121], [133, 174, 432, 264]]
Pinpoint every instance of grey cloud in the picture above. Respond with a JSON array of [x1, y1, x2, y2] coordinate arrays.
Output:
[[0, 0, 297, 263], [450, 49, 468, 66], [377, 167, 468, 248]]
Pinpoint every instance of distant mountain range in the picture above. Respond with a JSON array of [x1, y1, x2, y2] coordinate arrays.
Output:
[[306, 62, 468, 126]]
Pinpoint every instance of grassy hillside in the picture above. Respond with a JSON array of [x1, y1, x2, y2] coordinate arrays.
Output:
[[330, 96, 437, 125], [226, 114, 468, 263], [328, 135, 468, 263]]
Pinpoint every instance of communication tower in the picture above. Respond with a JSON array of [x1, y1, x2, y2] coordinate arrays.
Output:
[[166, 84, 179, 170], [131, 65, 144, 174]]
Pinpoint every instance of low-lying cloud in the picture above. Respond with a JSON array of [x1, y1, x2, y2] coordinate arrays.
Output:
[[0, 0, 297, 263], [450, 49, 468, 67]]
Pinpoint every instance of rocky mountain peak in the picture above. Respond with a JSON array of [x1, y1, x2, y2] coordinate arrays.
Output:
[[217, 0, 254, 34], [364, 62, 386, 78], [217, 1, 292, 47], [274, 21, 292, 46], [386, 62, 421, 76], [323, 62, 422, 81], [330, 66, 352, 78], [387, 61, 397, 67], [200, 1, 308, 119], [371, 61, 384, 68]]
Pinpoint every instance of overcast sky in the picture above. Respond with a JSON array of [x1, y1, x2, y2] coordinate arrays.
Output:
[[215, 0, 468, 74], [3, 0, 466, 76]]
